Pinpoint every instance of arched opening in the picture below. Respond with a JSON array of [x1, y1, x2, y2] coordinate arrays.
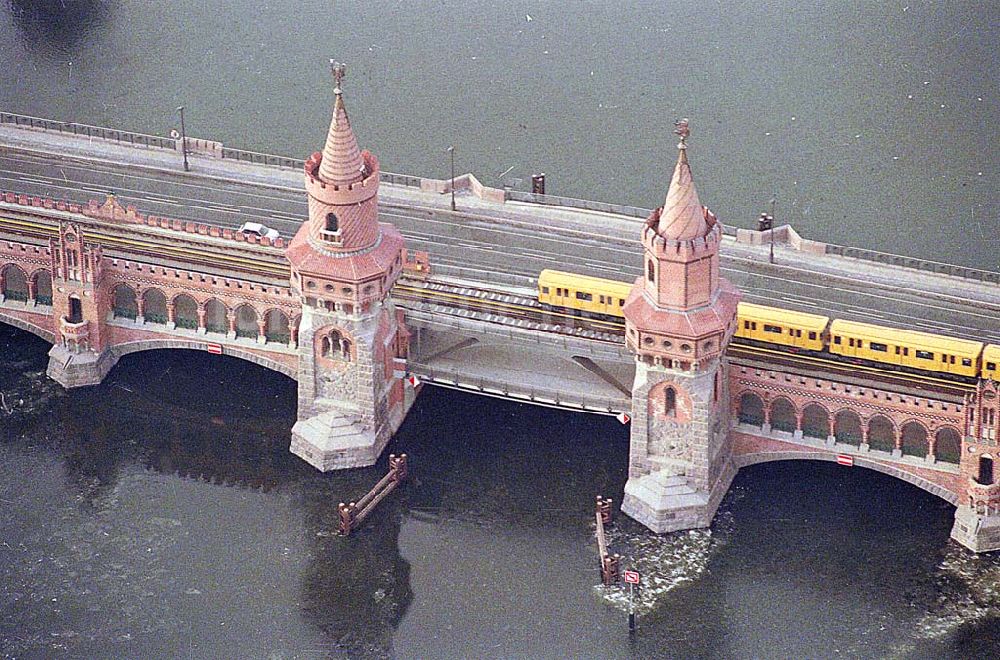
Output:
[[900, 421, 929, 458], [647, 260, 654, 282], [325, 212, 339, 233], [111, 283, 138, 319], [833, 410, 863, 446], [934, 427, 962, 464], [769, 397, 797, 433], [868, 415, 896, 453], [173, 294, 199, 329], [67, 296, 83, 323], [142, 289, 168, 324], [1, 264, 28, 301], [738, 392, 765, 426], [32, 270, 52, 305], [203, 299, 228, 334], [801, 404, 830, 439], [978, 456, 995, 486], [234, 305, 258, 339], [664, 386, 676, 418], [341, 338, 352, 360], [264, 309, 290, 344], [321, 335, 332, 357]]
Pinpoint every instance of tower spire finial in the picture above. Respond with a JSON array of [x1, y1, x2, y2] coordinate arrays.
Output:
[[673, 118, 690, 150], [330, 59, 346, 95]]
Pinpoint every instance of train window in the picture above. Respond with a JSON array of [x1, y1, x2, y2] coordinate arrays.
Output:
[[576, 292, 593, 301], [988, 362, 997, 371], [618, 299, 624, 306], [950, 356, 956, 364], [744, 321, 751, 329], [764, 324, 782, 334], [870, 342, 888, 352], [833, 336, 841, 345], [962, 358, 972, 367], [599, 295, 605, 304], [895, 346, 900, 354], [903, 347, 909, 356], [808, 332, 817, 340], [849, 338, 855, 347], [916, 350, 933, 360], [796, 330, 802, 337], [541, 287, 549, 294], [751, 322, 757, 330]]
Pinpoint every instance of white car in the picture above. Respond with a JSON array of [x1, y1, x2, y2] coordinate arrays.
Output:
[[238, 222, 280, 241]]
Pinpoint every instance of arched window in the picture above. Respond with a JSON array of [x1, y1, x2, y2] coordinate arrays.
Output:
[[665, 387, 676, 417], [325, 212, 339, 233], [67, 296, 83, 323], [321, 335, 332, 358], [341, 338, 352, 359], [647, 260, 655, 282], [979, 456, 995, 486]]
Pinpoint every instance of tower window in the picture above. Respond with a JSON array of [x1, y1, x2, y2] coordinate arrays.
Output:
[[665, 387, 676, 417], [647, 260, 654, 282], [325, 212, 339, 232]]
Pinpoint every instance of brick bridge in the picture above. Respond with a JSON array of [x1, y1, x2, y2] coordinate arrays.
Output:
[[1, 79, 998, 553]]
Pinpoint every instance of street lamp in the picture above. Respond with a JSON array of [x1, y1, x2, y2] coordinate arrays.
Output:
[[447, 145, 455, 211], [176, 106, 189, 172], [768, 197, 776, 265]]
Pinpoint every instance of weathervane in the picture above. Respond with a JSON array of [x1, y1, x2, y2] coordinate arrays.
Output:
[[330, 59, 346, 94], [674, 118, 690, 148]]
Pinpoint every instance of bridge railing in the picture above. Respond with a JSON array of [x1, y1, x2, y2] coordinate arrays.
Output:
[[0, 111, 176, 150], [409, 362, 629, 413], [824, 243, 1000, 285], [219, 147, 304, 170]]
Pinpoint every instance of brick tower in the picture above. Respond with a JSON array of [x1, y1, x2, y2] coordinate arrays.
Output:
[[46, 221, 117, 387], [286, 63, 414, 470], [620, 120, 741, 532], [951, 378, 1000, 551]]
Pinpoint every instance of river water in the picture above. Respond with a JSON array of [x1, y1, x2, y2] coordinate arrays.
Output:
[[2, 1, 1000, 658]]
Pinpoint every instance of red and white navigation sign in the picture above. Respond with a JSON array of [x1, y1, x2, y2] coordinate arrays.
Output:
[[623, 570, 640, 584], [206, 343, 223, 355], [616, 412, 631, 425], [407, 374, 420, 387], [836, 454, 854, 467]]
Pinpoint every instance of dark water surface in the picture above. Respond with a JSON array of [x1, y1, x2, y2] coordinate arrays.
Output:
[[1, 0, 997, 268], [3, 324, 1000, 658]]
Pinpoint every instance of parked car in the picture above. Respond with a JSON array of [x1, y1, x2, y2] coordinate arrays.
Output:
[[238, 222, 280, 241]]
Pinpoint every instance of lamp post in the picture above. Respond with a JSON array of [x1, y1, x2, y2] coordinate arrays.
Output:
[[768, 197, 776, 265], [176, 106, 189, 172], [447, 145, 456, 211]]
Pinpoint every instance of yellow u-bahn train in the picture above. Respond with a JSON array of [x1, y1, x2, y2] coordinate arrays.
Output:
[[537, 269, 1000, 381]]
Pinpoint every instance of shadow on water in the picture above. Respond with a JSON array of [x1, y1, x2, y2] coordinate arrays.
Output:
[[7, 0, 113, 51]]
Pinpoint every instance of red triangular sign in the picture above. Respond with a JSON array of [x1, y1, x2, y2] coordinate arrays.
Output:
[[408, 375, 420, 387], [617, 412, 630, 425]]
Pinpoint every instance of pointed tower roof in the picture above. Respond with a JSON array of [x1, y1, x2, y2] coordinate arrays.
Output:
[[317, 62, 366, 186], [656, 120, 709, 241]]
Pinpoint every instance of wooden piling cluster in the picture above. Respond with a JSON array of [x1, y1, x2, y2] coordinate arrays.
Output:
[[338, 454, 409, 536], [595, 495, 621, 585]]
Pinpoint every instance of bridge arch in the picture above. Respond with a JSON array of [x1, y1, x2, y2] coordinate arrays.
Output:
[[111, 283, 138, 319], [0, 311, 55, 343], [109, 340, 297, 380], [171, 293, 199, 329], [867, 414, 897, 452], [234, 304, 258, 339], [934, 426, 962, 464], [801, 402, 830, 439], [734, 453, 959, 506], [1, 263, 29, 301], [833, 409, 863, 446], [900, 420, 930, 458], [737, 391, 765, 426], [768, 396, 797, 433], [203, 298, 228, 334], [141, 287, 168, 324]]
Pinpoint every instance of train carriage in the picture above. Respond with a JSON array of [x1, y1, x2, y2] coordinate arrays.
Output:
[[537, 269, 632, 318], [829, 319, 983, 378], [984, 344, 1000, 381], [735, 302, 829, 351]]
